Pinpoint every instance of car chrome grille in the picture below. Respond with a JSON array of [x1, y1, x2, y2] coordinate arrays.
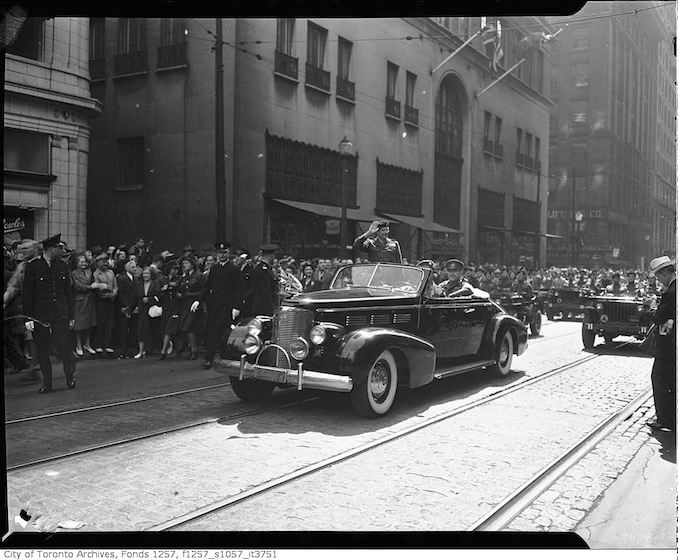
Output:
[[393, 313, 412, 324], [346, 314, 368, 327], [370, 314, 390, 326], [272, 307, 314, 368]]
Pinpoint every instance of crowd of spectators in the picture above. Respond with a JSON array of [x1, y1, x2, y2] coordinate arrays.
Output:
[[2, 233, 663, 375]]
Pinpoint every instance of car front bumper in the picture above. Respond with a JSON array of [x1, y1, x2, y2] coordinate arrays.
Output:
[[214, 356, 354, 393], [584, 322, 650, 336]]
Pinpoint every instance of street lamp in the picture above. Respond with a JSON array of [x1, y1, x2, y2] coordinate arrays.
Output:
[[338, 136, 353, 258], [574, 211, 583, 267]]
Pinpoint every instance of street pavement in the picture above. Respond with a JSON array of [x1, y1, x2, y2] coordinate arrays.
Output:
[[3, 320, 674, 547]]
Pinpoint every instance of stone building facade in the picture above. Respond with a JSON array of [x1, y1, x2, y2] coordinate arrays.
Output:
[[3, 17, 100, 249], [87, 17, 553, 265]]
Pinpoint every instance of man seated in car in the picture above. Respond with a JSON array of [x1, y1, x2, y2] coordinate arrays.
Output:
[[511, 268, 534, 295], [433, 259, 474, 298]]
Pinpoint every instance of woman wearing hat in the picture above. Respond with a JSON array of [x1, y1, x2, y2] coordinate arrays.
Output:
[[158, 260, 181, 360], [91, 252, 118, 353], [647, 256, 676, 431], [176, 255, 204, 360], [71, 253, 98, 356], [132, 265, 163, 359]]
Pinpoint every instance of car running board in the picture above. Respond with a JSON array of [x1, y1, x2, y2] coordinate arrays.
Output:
[[433, 360, 496, 379]]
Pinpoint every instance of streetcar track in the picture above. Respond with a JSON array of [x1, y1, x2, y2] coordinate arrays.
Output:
[[149, 341, 635, 531]]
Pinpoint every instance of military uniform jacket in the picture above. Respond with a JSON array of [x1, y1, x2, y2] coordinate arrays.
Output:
[[199, 260, 243, 311], [250, 261, 277, 316], [23, 256, 74, 324], [653, 278, 676, 360], [354, 236, 403, 264]]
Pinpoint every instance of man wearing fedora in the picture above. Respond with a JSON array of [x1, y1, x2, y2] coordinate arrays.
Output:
[[352, 220, 403, 264], [647, 255, 676, 432], [22, 234, 76, 393]]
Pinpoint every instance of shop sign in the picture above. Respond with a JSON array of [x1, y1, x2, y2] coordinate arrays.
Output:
[[612, 248, 620, 258], [325, 219, 340, 235], [3, 217, 26, 234]]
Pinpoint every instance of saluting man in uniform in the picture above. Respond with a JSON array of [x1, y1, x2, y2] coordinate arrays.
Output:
[[250, 244, 278, 316], [22, 233, 76, 393], [191, 242, 243, 369], [436, 259, 474, 298], [352, 220, 403, 264]]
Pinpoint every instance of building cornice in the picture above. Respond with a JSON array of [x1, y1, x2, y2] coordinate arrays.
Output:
[[4, 83, 102, 117]]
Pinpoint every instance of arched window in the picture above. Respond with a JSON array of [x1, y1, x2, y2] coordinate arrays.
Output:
[[435, 77, 464, 158]]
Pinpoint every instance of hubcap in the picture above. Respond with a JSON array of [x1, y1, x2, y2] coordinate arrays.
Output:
[[500, 338, 509, 364], [370, 361, 389, 402]]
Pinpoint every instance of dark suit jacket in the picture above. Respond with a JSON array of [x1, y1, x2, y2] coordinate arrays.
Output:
[[199, 260, 244, 312], [23, 256, 74, 324], [116, 272, 138, 312], [249, 261, 277, 316], [653, 278, 676, 360]]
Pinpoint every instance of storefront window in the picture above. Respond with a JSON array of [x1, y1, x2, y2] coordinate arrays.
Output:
[[3, 129, 50, 174]]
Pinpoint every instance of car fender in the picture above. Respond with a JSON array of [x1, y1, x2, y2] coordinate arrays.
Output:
[[486, 313, 528, 356], [336, 327, 436, 389]]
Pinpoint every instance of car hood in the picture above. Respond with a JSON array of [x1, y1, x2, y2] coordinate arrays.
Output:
[[284, 287, 417, 307]]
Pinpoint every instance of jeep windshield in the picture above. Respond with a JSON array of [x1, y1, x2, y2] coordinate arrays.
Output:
[[331, 264, 424, 294]]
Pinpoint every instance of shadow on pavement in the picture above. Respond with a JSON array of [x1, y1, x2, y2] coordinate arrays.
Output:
[[651, 428, 676, 464]]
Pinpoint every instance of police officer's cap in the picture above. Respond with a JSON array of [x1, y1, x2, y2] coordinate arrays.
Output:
[[40, 233, 62, 250], [445, 258, 465, 271], [375, 220, 389, 229], [183, 244, 194, 252], [214, 242, 230, 252], [260, 243, 279, 254], [233, 246, 249, 257]]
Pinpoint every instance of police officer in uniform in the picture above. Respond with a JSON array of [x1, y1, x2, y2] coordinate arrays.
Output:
[[250, 244, 278, 316], [22, 234, 76, 393], [436, 259, 474, 297], [232, 247, 254, 318], [191, 242, 243, 369], [352, 220, 402, 263]]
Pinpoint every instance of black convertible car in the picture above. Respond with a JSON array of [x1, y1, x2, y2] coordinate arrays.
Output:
[[215, 263, 529, 417]]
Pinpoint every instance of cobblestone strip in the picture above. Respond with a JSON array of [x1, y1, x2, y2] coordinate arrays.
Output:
[[506, 403, 656, 532], [171, 355, 651, 532]]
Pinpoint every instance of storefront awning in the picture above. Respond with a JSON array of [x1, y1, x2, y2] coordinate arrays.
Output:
[[378, 212, 461, 234], [270, 198, 378, 223]]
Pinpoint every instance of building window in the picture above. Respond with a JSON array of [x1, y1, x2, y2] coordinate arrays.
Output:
[[483, 111, 493, 153], [3, 129, 50, 175], [115, 18, 147, 75], [117, 18, 146, 54], [307, 22, 327, 69], [376, 159, 423, 216], [277, 18, 294, 55], [336, 36, 354, 101], [572, 61, 589, 87], [572, 112, 588, 123], [117, 137, 145, 188], [494, 116, 503, 158], [534, 136, 541, 169], [525, 132, 533, 168], [6, 17, 44, 60], [572, 25, 589, 50], [89, 18, 106, 80], [385, 62, 400, 119], [157, 18, 186, 68], [405, 71, 418, 125], [515, 128, 523, 166]]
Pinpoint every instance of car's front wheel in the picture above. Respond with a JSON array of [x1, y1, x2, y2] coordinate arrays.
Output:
[[229, 377, 276, 402], [351, 349, 398, 418], [493, 329, 514, 376], [530, 310, 542, 336]]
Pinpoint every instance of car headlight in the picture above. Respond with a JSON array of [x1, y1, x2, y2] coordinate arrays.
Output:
[[553, 291, 559, 297], [310, 325, 327, 345], [289, 337, 310, 361], [247, 318, 263, 336], [596, 303, 604, 311], [243, 334, 261, 355]]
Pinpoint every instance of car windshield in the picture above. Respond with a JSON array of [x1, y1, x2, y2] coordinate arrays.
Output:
[[330, 264, 424, 294]]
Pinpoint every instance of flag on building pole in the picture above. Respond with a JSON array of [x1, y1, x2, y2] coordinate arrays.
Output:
[[480, 17, 503, 72], [432, 19, 495, 75]]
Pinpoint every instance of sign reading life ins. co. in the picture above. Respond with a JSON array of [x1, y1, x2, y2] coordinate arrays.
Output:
[[547, 209, 605, 219], [3, 217, 26, 234]]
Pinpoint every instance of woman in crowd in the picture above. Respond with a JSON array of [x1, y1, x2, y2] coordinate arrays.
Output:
[[301, 263, 320, 293], [71, 253, 98, 356], [133, 265, 163, 359], [202, 253, 215, 277], [176, 256, 204, 360], [158, 260, 181, 360], [92, 253, 118, 353]]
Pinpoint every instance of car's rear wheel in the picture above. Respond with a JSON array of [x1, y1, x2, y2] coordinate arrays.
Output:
[[582, 324, 596, 349], [351, 349, 398, 418], [530, 311, 542, 336], [229, 377, 275, 402], [493, 329, 514, 376]]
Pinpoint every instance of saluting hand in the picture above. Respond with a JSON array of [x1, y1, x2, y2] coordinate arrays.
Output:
[[232, 309, 240, 320], [190, 301, 200, 312], [69, 319, 75, 330]]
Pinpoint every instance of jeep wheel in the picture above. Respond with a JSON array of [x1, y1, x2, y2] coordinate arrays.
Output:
[[493, 329, 514, 377], [351, 349, 398, 418], [530, 311, 543, 336], [230, 377, 275, 402], [582, 324, 596, 349]]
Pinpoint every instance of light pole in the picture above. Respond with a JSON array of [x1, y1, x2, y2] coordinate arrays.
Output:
[[574, 211, 583, 267], [338, 136, 353, 258]]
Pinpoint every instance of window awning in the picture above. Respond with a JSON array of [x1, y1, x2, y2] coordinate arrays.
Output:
[[270, 198, 378, 223], [378, 212, 461, 234]]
